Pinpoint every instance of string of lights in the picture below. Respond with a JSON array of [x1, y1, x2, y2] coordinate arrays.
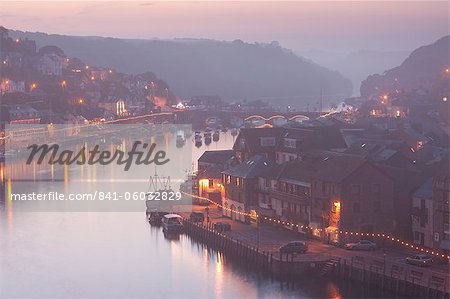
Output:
[[182, 191, 450, 260], [182, 191, 252, 217]]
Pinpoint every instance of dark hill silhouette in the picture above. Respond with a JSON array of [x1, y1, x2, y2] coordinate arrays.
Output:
[[360, 36, 450, 97], [10, 29, 352, 103]]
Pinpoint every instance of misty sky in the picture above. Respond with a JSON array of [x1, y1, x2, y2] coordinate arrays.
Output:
[[0, 1, 448, 53]]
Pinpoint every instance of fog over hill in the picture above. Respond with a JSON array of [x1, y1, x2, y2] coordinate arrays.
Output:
[[360, 36, 450, 98], [299, 49, 410, 96], [10, 29, 352, 105]]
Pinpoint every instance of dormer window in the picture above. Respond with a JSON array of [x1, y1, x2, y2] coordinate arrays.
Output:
[[260, 137, 275, 147], [284, 138, 296, 148]]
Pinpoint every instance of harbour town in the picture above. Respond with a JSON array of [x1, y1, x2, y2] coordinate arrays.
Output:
[[1, 3, 449, 298]]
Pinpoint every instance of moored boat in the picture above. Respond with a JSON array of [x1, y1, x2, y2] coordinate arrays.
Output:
[[162, 214, 184, 233]]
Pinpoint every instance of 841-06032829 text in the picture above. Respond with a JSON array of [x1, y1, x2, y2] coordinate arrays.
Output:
[[10, 191, 182, 201]]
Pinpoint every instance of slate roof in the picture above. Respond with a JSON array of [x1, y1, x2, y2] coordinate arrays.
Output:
[[233, 127, 284, 153], [276, 160, 317, 185], [198, 150, 234, 164], [222, 155, 274, 179], [197, 165, 223, 179], [314, 153, 367, 182], [413, 178, 433, 199]]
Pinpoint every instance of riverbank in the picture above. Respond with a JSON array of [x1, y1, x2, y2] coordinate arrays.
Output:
[[180, 205, 450, 297]]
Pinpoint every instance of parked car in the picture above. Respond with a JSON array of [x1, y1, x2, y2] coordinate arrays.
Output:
[[406, 254, 433, 267], [214, 221, 231, 232], [189, 211, 204, 223], [344, 240, 377, 250], [279, 241, 308, 254]]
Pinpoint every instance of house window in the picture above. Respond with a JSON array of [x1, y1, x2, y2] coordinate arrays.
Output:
[[353, 202, 360, 213], [236, 178, 240, 186], [284, 138, 296, 148], [260, 137, 276, 147], [351, 185, 361, 196], [227, 176, 231, 184], [265, 178, 270, 187], [208, 179, 213, 188]]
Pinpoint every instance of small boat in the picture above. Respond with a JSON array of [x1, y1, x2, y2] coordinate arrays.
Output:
[[204, 127, 213, 137], [204, 132, 212, 145], [194, 135, 202, 147], [231, 128, 238, 136], [221, 127, 228, 133], [205, 117, 218, 126], [147, 210, 168, 226], [212, 129, 220, 142], [162, 214, 184, 233], [176, 131, 186, 148]]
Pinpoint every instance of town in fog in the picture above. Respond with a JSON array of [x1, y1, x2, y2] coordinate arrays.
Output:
[[0, 1, 449, 298]]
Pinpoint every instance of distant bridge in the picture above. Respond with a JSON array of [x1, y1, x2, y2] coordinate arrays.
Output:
[[112, 110, 325, 129], [244, 114, 311, 122]]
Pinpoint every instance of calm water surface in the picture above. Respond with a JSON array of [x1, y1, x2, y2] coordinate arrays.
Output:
[[0, 131, 380, 298]]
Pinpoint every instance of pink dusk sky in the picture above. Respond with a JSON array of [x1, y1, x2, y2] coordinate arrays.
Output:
[[0, 1, 448, 52]]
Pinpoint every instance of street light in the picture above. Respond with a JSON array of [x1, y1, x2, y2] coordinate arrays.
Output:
[[443, 97, 448, 102]]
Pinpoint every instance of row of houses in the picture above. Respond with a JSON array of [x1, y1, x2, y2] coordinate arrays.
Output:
[[197, 125, 449, 253]]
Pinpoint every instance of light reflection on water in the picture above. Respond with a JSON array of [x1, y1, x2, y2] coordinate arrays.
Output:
[[0, 131, 378, 298]]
